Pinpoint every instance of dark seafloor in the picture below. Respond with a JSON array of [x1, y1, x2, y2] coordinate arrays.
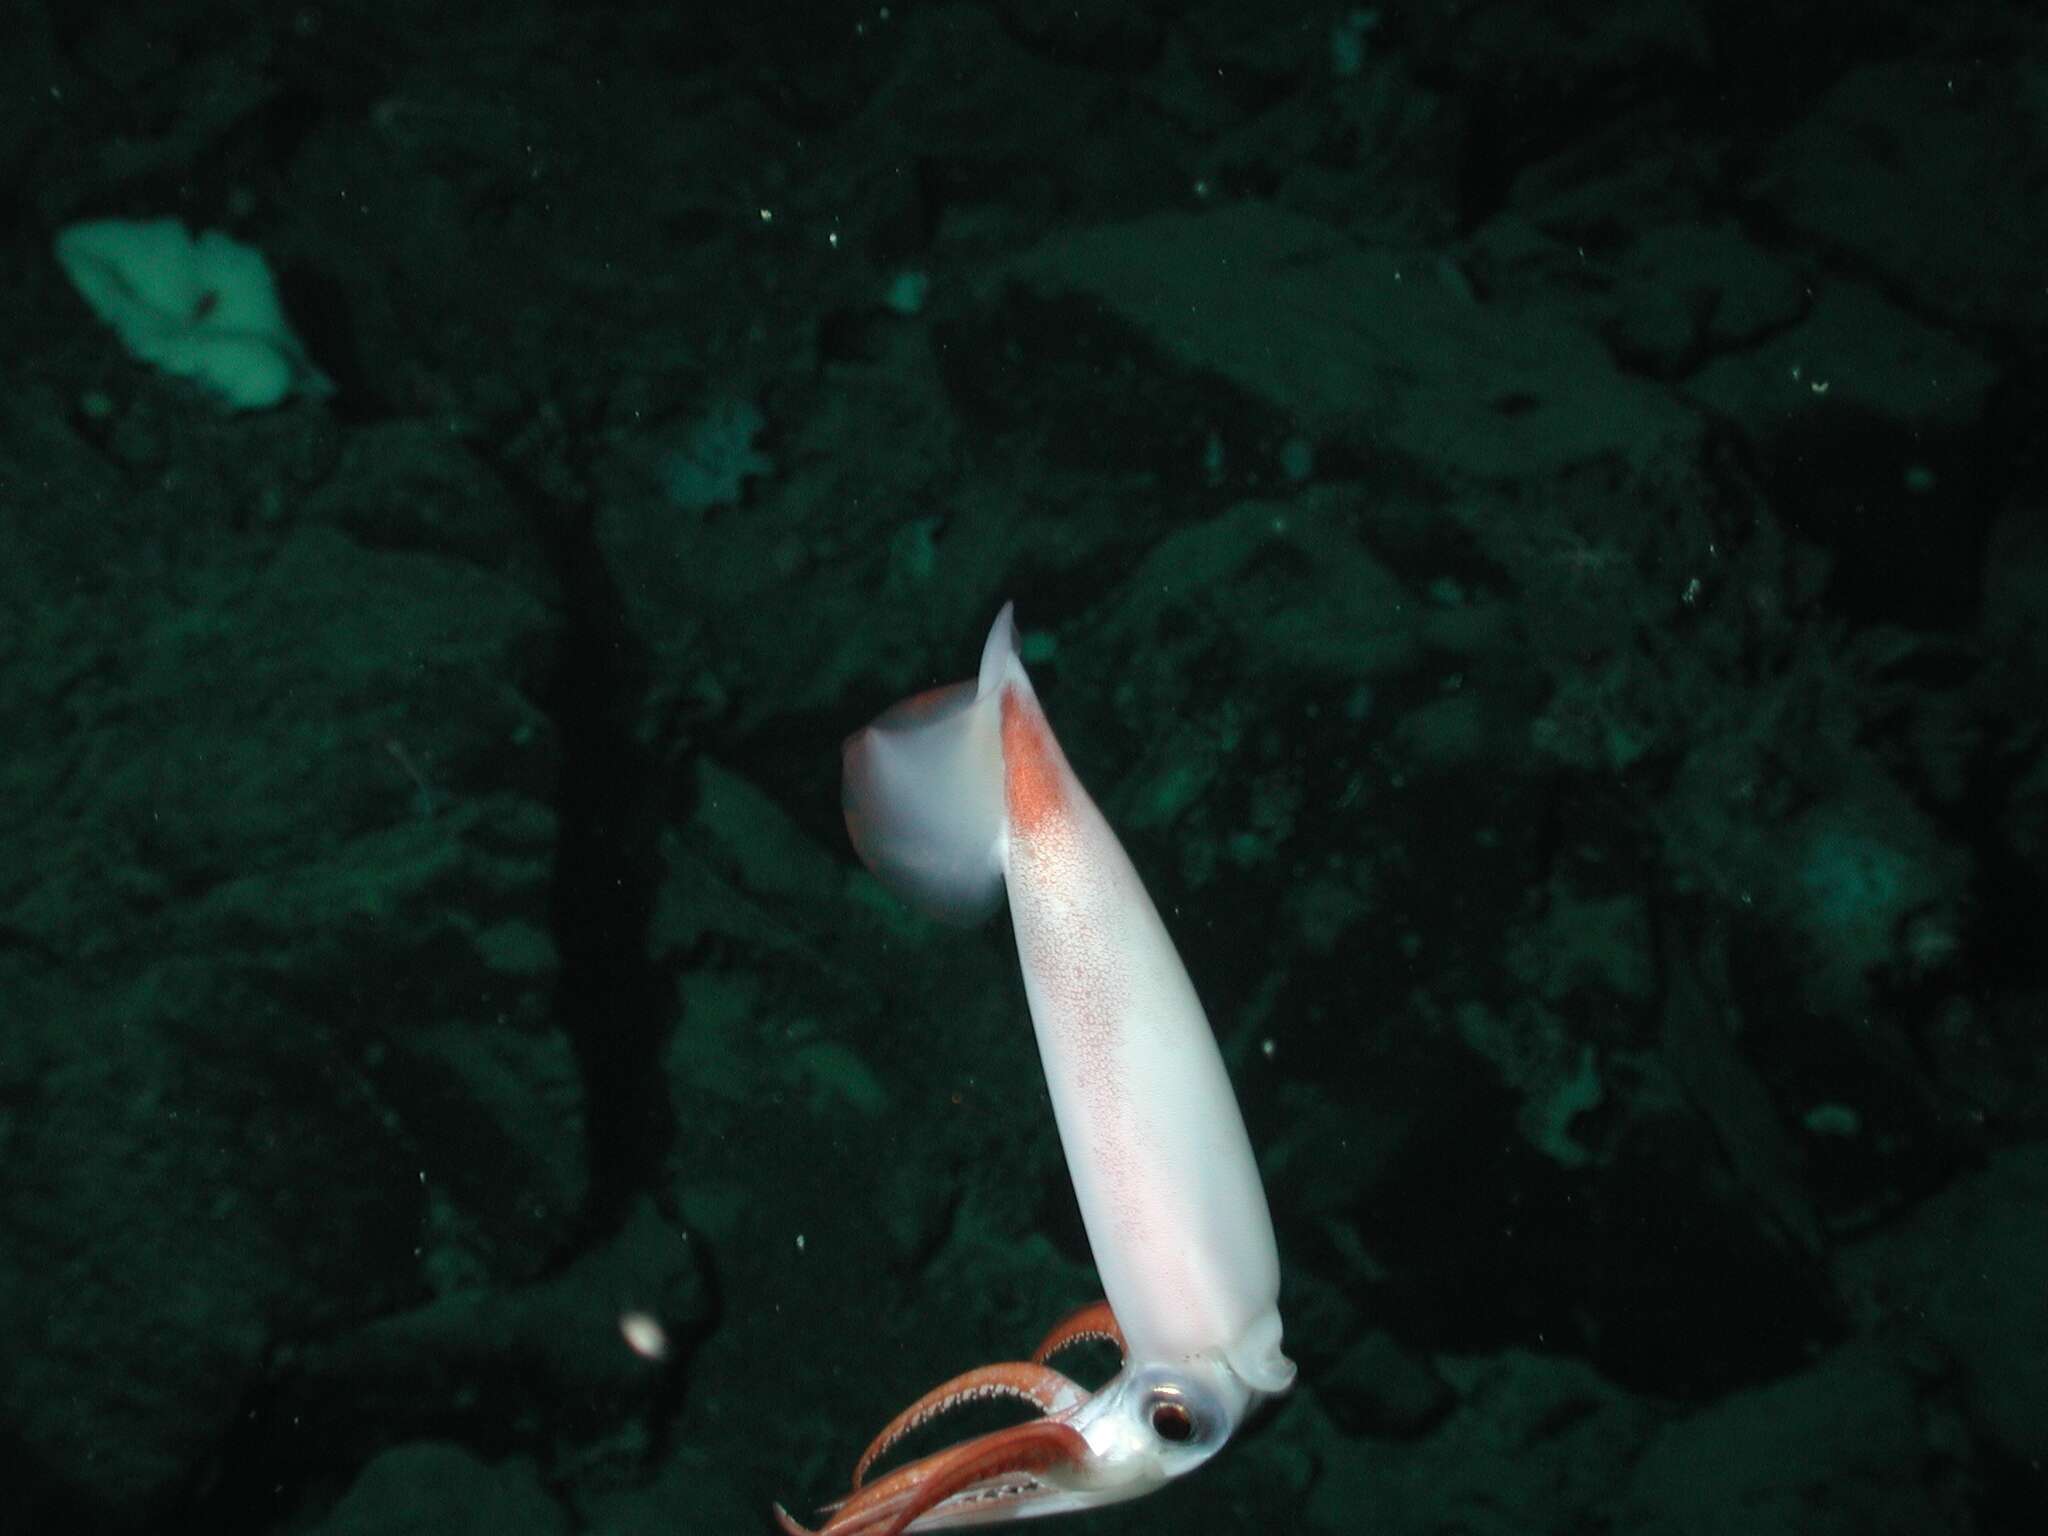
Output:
[[2, 2, 2045, 1533]]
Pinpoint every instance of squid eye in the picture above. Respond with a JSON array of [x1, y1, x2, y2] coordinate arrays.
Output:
[[1149, 1398, 1196, 1443]]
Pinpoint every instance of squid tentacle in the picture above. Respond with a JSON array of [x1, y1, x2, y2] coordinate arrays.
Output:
[[850, 1360, 1088, 1489], [779, 1419, 1091, 1536], [1030, 1301, 1127, 1368]]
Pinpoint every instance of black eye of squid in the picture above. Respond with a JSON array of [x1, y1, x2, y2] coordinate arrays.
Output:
[[1150, 1398, 1196, 1443]]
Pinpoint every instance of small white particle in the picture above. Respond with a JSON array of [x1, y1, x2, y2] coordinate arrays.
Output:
[[620, 1311, 669, 1360]]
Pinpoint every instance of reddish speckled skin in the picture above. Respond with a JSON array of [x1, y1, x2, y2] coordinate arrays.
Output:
[[997, 680, 1280, 1377]]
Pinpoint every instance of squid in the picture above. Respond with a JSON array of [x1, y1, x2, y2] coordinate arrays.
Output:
[[776, 605, 1293, 1536]]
